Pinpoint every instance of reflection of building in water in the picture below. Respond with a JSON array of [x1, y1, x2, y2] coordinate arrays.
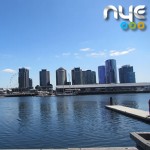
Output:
[[110, 95, 138, 109], [18, 101, 31, 121], [40, 98, 51, 121], [39, 98, 52, 132], [73, 100, 98, 120], [121, 100, 138, 108], [17, 98, 33, 132], [56, 100, 68, 120], [55, 97, 74, 126]]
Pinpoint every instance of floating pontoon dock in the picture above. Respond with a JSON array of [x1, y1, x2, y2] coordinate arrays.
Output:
[[105, 105, 150, 123]]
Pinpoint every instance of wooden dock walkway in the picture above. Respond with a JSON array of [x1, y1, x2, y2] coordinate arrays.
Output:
[[105, 105, 150, 123]]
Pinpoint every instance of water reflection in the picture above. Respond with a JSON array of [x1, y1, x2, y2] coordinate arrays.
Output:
[[113, 94, 139, 108], [17, 97, 33, 133], [0, 94, 149, 148], [39, 97, 51, 132]]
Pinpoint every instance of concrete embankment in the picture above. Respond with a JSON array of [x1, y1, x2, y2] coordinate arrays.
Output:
[[0, 148, 138, 150]]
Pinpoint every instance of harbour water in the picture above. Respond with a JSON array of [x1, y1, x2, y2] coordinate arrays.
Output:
[[0, 93, 150, 148]]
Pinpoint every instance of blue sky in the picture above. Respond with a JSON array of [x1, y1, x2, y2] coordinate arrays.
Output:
[[0, 0, 149, 88]]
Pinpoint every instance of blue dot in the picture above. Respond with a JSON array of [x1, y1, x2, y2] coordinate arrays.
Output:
[[120, 22, 128, 30]]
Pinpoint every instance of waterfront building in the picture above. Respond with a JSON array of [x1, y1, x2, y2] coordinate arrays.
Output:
[[18, 68, 29, 89], [91, 71, 96, 84], [86, 70, 92, 84], [56, 67, 67, 85], [82, 71, 87, 84], [98, 66, 106, 84], [29, 78, 33, 89], [72, 67, 82, 85], [39, 69, 50, 86], [105, 59, 117, 83], [82, 70, 96, 84], [119, 65, 136, 83]]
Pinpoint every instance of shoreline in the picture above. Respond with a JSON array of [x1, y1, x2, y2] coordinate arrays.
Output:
[[0, 91, 150, 98]]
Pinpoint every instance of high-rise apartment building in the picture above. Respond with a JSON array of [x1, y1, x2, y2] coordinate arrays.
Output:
[[39, 69, 50, 86], [29, 78, 33, 89], [56, 67, 67, 85], [82, 70, 96, 84], [72, 67, 82, 85], [86, 70, 92, 84], [119, 65, 136, 83], [98, 66, 106, 84], [91, 71, 96, 84], [82, 71, 87, 84], [105, 59, 117, 83], [18, 68, 29, 89]]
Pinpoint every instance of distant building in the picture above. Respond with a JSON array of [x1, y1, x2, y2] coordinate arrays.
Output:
[[98, 66, 106, 84], [72, 67, 82, 85], [119, 65, 136, 83], [86, 70, 92, 84], [82, 71, 87, 84], [29, 78, 33, 89], [105, 59, 117, 83], [56, 67, 67, 85], [18, 68, 29, 89], [91, 71, 96, 84], [82, 70, 96, 84], [40, 69, 50, 86]]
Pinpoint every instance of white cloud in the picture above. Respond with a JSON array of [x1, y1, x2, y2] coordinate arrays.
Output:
[[110, 48, 135, 56], [62, 52, 71, 56], [87, 51, 106, 57], [2, 69, 16, 73], [80, 48, 92, 52]]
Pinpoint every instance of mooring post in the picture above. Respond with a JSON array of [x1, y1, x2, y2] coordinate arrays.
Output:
[[110, 97, 113, 105]]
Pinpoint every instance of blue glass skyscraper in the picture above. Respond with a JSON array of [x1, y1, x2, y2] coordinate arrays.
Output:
[[105, 59, 117, 83], [98, 66, 106, 84]]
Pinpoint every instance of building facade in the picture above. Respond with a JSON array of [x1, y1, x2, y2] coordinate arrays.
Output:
[[56, 67, 67, 85], [91, 71, 96, 84], [82, 71, 87, 84], [72, 67, 82, 85], [98, 66, 106, 84], [119, 65, 136, 83], [18, 68, 29, 89], [82, 70, 96, 84], [39, 69, 50, 86], [105, 59, 117, 83], [29, 78, 33, 89]]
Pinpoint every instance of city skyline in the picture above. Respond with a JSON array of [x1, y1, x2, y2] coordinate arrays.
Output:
[[0, 0, 149, 88], [6, 59, 137, 89]]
